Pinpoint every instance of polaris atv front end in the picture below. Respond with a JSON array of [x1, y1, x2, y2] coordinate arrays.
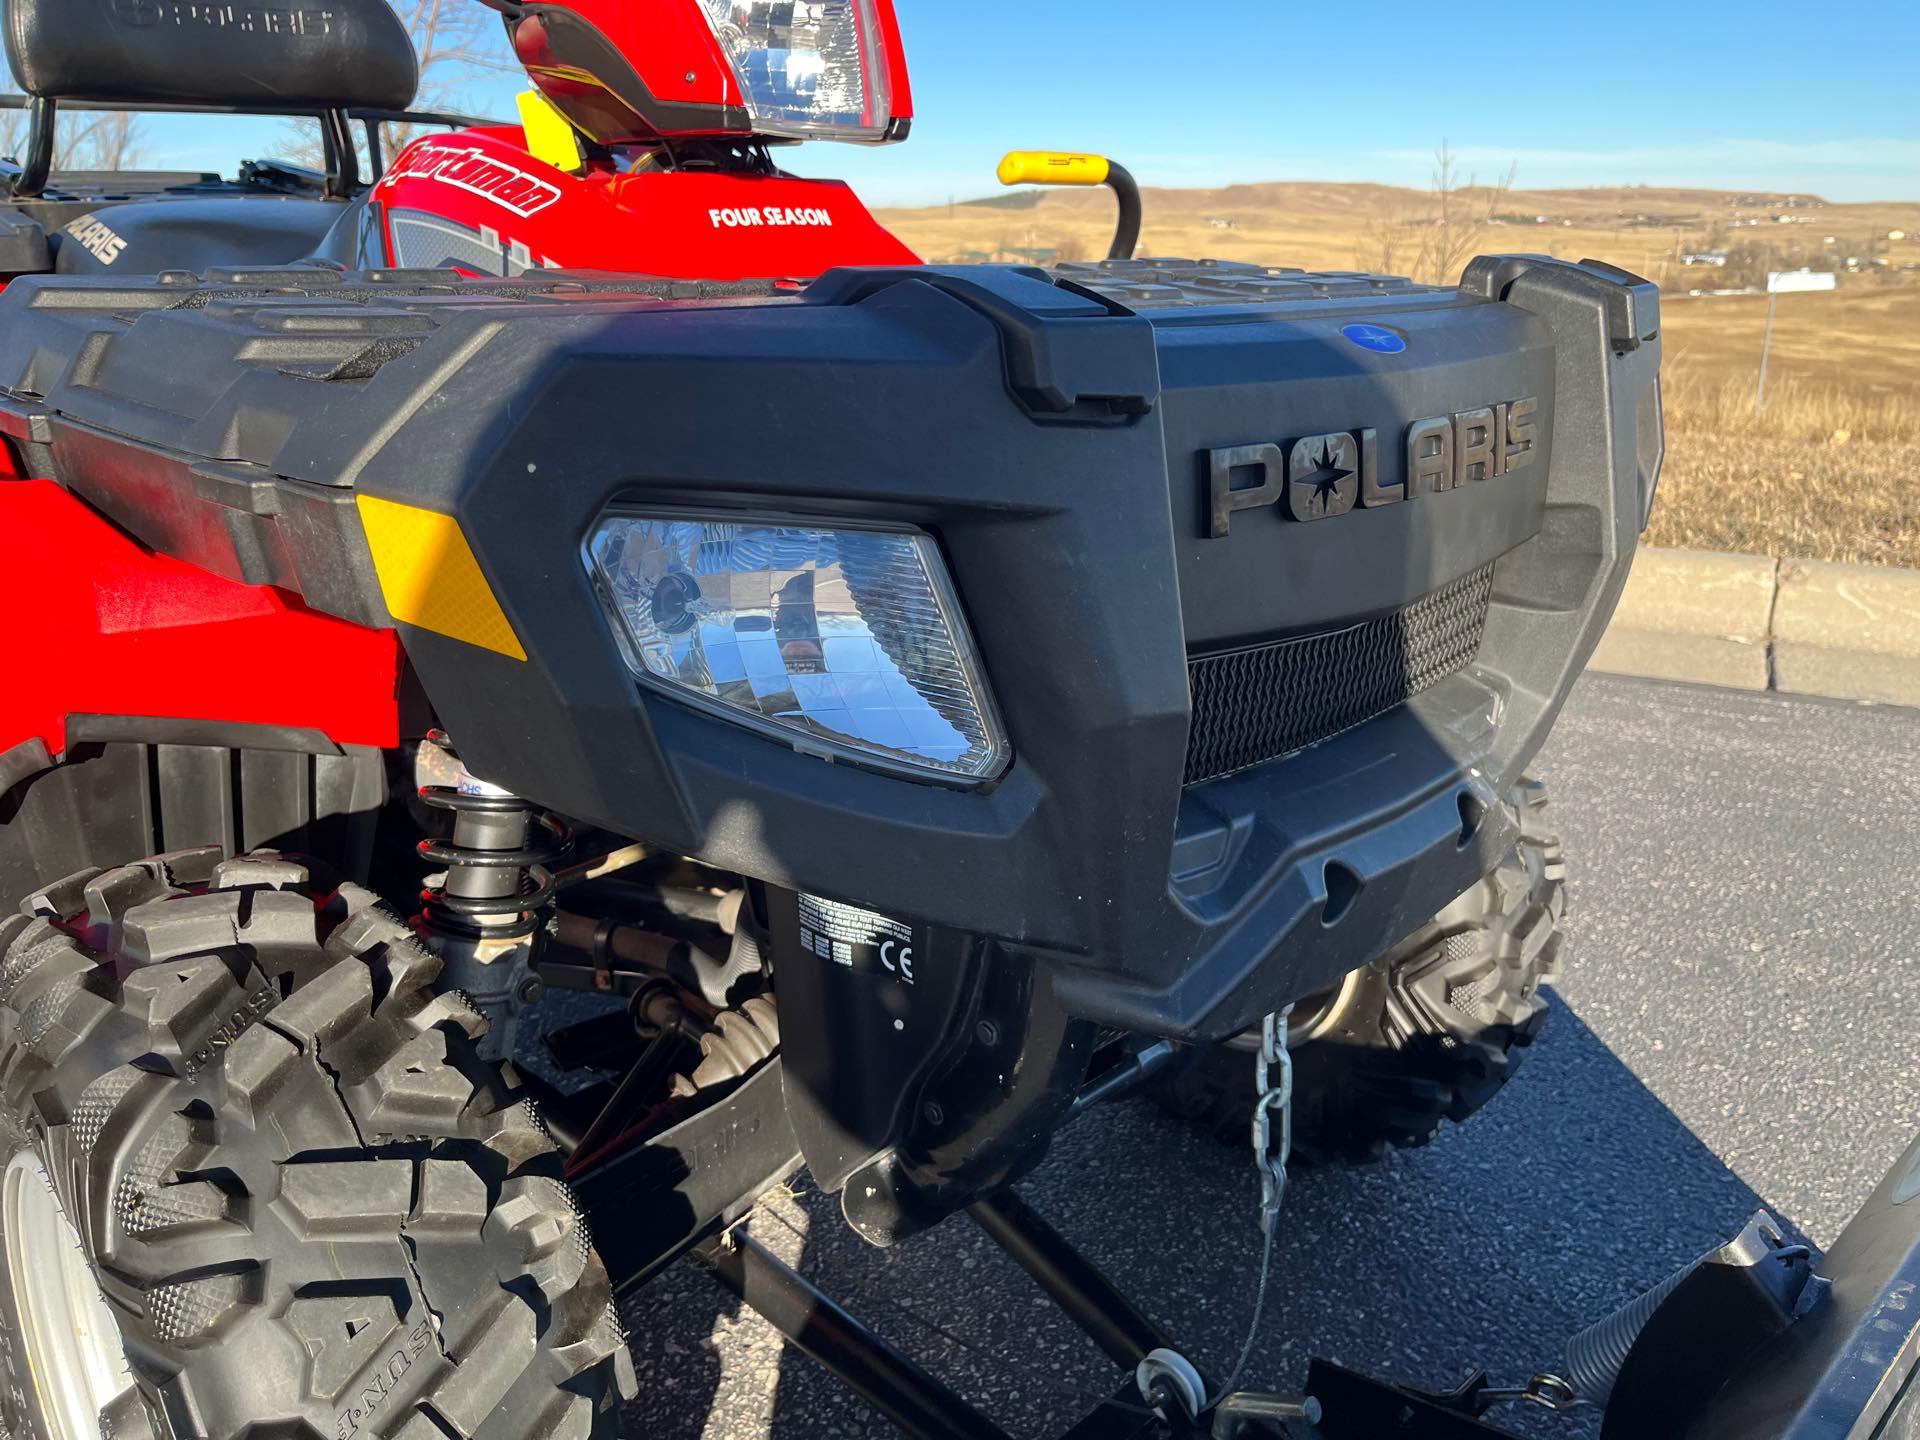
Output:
[[0, 0, 1704, 1435], [0, 249, 1660, 1244]]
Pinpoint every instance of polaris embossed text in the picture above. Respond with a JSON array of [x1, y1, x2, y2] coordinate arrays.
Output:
[[1204, 397, 1538, 537], [109, 1, 336, 32]]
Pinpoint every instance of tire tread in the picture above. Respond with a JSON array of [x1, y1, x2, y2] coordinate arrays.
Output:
[[0, 848, 630, 1440]]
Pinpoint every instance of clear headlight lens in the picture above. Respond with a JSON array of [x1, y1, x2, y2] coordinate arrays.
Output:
[[587, 514, 1008, 782], [696, 0, 893, 142]]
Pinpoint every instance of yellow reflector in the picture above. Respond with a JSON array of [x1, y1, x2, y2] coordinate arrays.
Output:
[[516, 88, 586, 175], [996, 151, 1111, 187], [356, 495, 527, 661]]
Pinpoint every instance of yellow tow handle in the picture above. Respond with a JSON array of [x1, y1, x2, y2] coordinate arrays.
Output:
[[995, 150, 1140, 261], [996, 151, 1112, 188]]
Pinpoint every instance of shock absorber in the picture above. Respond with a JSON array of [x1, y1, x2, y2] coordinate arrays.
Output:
[[415, 731, 571, 1061]]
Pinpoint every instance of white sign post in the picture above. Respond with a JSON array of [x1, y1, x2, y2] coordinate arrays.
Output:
[[1756, 270, 1837, 412]]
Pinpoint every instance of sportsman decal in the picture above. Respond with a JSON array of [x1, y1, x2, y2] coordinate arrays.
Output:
[[381, 143, 562, 218]]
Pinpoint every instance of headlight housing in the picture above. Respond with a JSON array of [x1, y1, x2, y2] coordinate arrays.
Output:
[[587, 514, 1008, 783], [697, 0, 895, 143]]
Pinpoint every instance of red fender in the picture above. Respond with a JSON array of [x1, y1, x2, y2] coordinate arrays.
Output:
[[0, 475, 400, 760]]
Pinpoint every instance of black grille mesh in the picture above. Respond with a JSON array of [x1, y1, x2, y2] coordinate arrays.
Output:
[[1184, 565, 1496, 785]]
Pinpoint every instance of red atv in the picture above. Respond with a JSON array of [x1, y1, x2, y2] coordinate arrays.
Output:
[[2, 4, 1912, 1440]]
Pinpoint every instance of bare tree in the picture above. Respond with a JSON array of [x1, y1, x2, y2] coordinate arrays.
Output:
[[0, 107, 26, 165], [63, 113, 145, 171], [1356, 210, 1405, 276], [1356, 141, 1517, 283], [0, 106, 144, 172], [280, 0, 516, 165], [1049, 231, 1090, 264], [385, 0, 516, 147], [1414, 142, 1516, 285]]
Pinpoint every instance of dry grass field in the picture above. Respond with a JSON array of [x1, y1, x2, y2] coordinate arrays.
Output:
[[877, 182, 1920, 565]]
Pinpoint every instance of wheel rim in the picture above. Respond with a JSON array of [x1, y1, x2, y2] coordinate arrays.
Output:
[[1289, 967, 1367, 1043], [1224, 968, 1369, 1053], [3, 1152, 135, 1440]]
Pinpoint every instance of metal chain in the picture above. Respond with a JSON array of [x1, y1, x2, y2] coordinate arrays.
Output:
[[1251, 1006, 1293, 1234], [1203, 1004, 1295, 1413], [1228, 1011, 1575, 1429]]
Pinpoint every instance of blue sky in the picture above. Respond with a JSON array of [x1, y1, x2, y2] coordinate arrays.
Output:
[[131, 1, 1920, 206]]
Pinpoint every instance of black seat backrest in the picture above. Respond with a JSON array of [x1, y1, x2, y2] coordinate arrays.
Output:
[[4, 0, 419, 111]]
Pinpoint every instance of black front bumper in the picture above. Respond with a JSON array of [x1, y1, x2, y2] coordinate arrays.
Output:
[[0, 254, 1660, 1042]]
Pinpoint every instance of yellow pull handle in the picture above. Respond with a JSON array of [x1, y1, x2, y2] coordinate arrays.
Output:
[[996, 151, 1111, 187], [517, 89, 586, 175]]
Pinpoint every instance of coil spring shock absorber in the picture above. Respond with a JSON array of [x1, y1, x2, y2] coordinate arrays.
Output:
[[416, 731, 571, 1059]]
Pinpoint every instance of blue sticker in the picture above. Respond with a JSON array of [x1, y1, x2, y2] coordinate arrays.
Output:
[[1341, 322, 1407, 354]]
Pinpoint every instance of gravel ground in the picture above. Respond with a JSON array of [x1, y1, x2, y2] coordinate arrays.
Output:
[[607, 674, 1920, 1439]]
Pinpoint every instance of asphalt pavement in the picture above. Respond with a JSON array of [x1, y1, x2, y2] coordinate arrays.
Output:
[[613, 674, 1920, 1440]]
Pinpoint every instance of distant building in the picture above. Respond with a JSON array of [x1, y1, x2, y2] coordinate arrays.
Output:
[[1682, 251, 1729, 267]]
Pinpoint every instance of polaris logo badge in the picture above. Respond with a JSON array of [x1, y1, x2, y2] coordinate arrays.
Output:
[[381, 144, 562, 217], [1341, 322, 1407, 354], [1205, 397, 1538, 537], [64, 216, 127, 266]]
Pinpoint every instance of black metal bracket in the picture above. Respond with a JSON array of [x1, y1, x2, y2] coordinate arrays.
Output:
[[568, 1057, 802, 1295], [576, 1061, 1550, 1440], [1303, 1362, 1529, 1439], [319, 107, 359, 199], [689, 1179, 1218, 1440], [566, 1049, 1915, 1440], [1599, 1212, 1820, 1439], [563, 1043, 1614, 1440], [679, 1169, 1566, 1440], [699, 1229, 1016, 1440], [968, 1190, 1180, 1374]]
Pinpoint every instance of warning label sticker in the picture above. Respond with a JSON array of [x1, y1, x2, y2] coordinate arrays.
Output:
[[797, 894, 917, 985]]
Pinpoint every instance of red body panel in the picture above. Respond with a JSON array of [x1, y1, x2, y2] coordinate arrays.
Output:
[[509, 0, 911, 142], [875, 7, 914, 122], [13, 38, 922, 760], [0, 478, 401, 759], [376, 127, 918, 278], [513, 2, 743, 126]]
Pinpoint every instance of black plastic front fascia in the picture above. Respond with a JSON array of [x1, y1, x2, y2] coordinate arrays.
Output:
[[376, 269, 1193, 978], [0, 256, 1658, 1042], [384, 259, 1653, 1042]]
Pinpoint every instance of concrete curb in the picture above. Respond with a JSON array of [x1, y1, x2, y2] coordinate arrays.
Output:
[[1588, 548, 1920, 706]]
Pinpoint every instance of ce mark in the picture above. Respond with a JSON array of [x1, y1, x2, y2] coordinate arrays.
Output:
[[878, 938, 915, 985]]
